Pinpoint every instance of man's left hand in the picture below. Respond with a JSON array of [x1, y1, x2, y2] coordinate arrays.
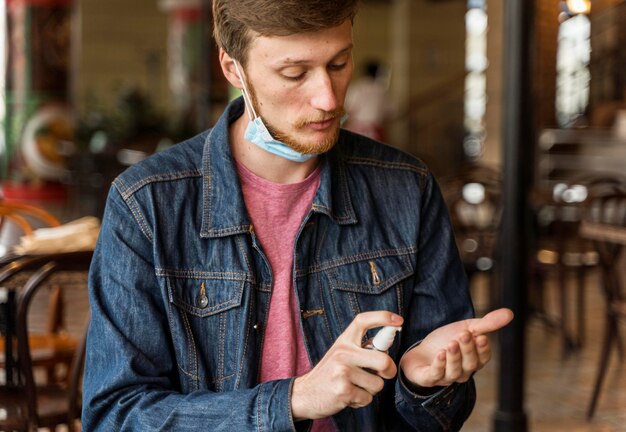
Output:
[[399, 308, 513, 388]]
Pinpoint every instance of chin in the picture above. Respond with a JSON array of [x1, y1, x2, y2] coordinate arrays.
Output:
[[299, 134, 338, 155], [276, 127, 338, 155]]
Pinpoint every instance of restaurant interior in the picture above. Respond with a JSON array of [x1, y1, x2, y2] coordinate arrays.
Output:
[[0, 0, 625, 430]]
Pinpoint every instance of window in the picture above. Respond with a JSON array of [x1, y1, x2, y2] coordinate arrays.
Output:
[[556, 12, 591, 127], [464, 1, 488, 159]]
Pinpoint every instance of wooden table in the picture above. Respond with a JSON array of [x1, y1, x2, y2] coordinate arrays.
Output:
[[580, 220, 626, 245]]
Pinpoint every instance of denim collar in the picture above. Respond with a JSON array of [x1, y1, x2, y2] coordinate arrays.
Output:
[[200, 97, 356, 238]]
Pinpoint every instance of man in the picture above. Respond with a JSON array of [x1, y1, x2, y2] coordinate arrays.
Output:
[[83, 1, 512, 430]]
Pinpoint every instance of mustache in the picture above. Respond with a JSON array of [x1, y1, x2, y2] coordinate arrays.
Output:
[[294, 107, 346, 129]]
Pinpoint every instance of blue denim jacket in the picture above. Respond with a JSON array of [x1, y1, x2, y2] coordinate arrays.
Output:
[[83, 97, 476, 431]]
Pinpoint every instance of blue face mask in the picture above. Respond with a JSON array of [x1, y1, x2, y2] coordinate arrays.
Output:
[[234, 61, 339, 163], [243, 116, 316, 162]]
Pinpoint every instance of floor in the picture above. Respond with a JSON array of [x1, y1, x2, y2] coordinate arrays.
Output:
[[463, 270, 626, 432]]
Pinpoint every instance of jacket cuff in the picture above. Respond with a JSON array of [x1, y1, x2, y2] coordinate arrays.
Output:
[[397, 369, 476, 429], [397, 366, 446, 400], [396, 341, 476, 430], [257, 378, 298, 432]]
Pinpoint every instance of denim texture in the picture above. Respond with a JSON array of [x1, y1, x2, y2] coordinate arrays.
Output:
[[83, 97, 476, 431]]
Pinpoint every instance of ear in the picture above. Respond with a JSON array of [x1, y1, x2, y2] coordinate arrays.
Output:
[[219, 49, 243, 89]]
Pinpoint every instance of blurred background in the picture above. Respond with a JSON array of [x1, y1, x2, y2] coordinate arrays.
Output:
[[0, 0, 625, 431], [1, 0, 624, 211]]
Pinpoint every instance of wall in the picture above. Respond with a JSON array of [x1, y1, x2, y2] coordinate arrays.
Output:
[[77, 0, 170, 112], [390, 0, 467, 176], [76, 0, 469, 176], [352, 2, 393, 71], [356, 0, 473, 176]]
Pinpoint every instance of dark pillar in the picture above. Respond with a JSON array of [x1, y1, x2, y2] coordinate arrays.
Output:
[[493, 0, 535, 431]]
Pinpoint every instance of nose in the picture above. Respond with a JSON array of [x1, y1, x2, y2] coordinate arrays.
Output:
[[310, 72, 338, 113]]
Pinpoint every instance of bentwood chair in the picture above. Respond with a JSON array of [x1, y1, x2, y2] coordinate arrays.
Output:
[[0, 202, 77, 385], [0, 201, 61, 231], [581, 190, 626, 419], [0, 200, 61, 251], [0, 251, 92, 431], [0, 255, 79, 387], [530, 175, 626, 354]]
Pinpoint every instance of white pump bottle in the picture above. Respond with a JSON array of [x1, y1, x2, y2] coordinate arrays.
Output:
[[365, 326, 402, 352]]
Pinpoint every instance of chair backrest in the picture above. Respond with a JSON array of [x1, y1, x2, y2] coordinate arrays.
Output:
[[0, 209, 34, 236], [533, 174, 626, 253], [440, 163, 502, 231], [1, 254, 72, 385], [0, 201, 61, 230], [0, 201, 61, 256], [440, 163, 503, 273], [582, 190, 626, 303], [11, 251, 92, 428]]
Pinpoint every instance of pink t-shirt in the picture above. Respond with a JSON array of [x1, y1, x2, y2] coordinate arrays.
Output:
[[238, 162, 334, 431]]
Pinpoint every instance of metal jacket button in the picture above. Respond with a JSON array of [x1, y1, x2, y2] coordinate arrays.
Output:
[[197, 282, 208, 308], [197, 295, 209, 308]]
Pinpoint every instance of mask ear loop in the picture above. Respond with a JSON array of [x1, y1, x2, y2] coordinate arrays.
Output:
[[233, 61, 258, 121]]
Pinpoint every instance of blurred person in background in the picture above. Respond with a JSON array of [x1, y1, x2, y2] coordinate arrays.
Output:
[[344, 59, 393, 142], [82, 0, 512, 430]]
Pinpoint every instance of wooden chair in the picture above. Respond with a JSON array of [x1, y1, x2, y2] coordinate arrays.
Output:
[[0, 200, 61, 246], [0, 251, 92, 431], [0, 202, 75, 384], [530, 175, 626, 353], [580, 190, 626, 419], [0, 201, 61, 230]]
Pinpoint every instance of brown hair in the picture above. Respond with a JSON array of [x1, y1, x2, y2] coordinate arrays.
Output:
[[213, 0, 360, 66]]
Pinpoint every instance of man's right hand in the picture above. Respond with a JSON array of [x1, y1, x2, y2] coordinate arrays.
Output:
[[291, 311, 404, 421]]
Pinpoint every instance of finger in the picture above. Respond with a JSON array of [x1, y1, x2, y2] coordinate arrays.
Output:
[[475, 334, 491, 366], [354, 349, 398, 379], [349, 367, 386, 396], [459, 331, 479, 374], [423, 349, 447, 386], [468, 308, 514, 336], [445, 341, 463, 382], [343, 311, 403, 343], [346, 386, 375, 409]]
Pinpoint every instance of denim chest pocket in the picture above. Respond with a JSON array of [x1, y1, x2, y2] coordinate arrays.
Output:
[[327, 254, 414, 321], [159, 271, 248, 392]]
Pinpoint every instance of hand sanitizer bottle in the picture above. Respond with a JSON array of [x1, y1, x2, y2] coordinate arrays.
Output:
[[364, 326, 402, 352]]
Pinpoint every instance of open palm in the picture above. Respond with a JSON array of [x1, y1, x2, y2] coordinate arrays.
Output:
[[400, 308, 513, 388]]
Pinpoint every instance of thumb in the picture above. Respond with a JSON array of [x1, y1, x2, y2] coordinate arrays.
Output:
[[468, 308, 514, 336]]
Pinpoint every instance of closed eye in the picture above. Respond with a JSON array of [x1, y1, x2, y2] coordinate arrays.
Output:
[[328, 62, 348, 72], [283, 72, 306, 81]]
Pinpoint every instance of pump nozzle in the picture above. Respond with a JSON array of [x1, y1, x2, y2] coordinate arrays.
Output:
[[370, 326, 402, 352]]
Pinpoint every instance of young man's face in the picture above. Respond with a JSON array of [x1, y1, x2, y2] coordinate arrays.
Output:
[[242, 20, 354, 155]]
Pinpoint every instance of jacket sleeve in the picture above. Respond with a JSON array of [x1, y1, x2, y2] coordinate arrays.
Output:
[[393, 171, 477, 431], [82, 185, 297, 432]]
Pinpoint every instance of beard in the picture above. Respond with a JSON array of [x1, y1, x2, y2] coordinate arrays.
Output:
[[247, 81, 344, 155]]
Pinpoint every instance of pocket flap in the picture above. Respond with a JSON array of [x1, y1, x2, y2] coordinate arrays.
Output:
[[330, 254, 414, 294], [163, 275, 245, 317]]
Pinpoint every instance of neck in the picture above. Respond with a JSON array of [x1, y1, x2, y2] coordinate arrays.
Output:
[[230, 113, 319, 184]]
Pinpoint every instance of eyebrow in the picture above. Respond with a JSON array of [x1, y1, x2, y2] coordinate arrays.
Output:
[[277, 45, 353, 67]]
